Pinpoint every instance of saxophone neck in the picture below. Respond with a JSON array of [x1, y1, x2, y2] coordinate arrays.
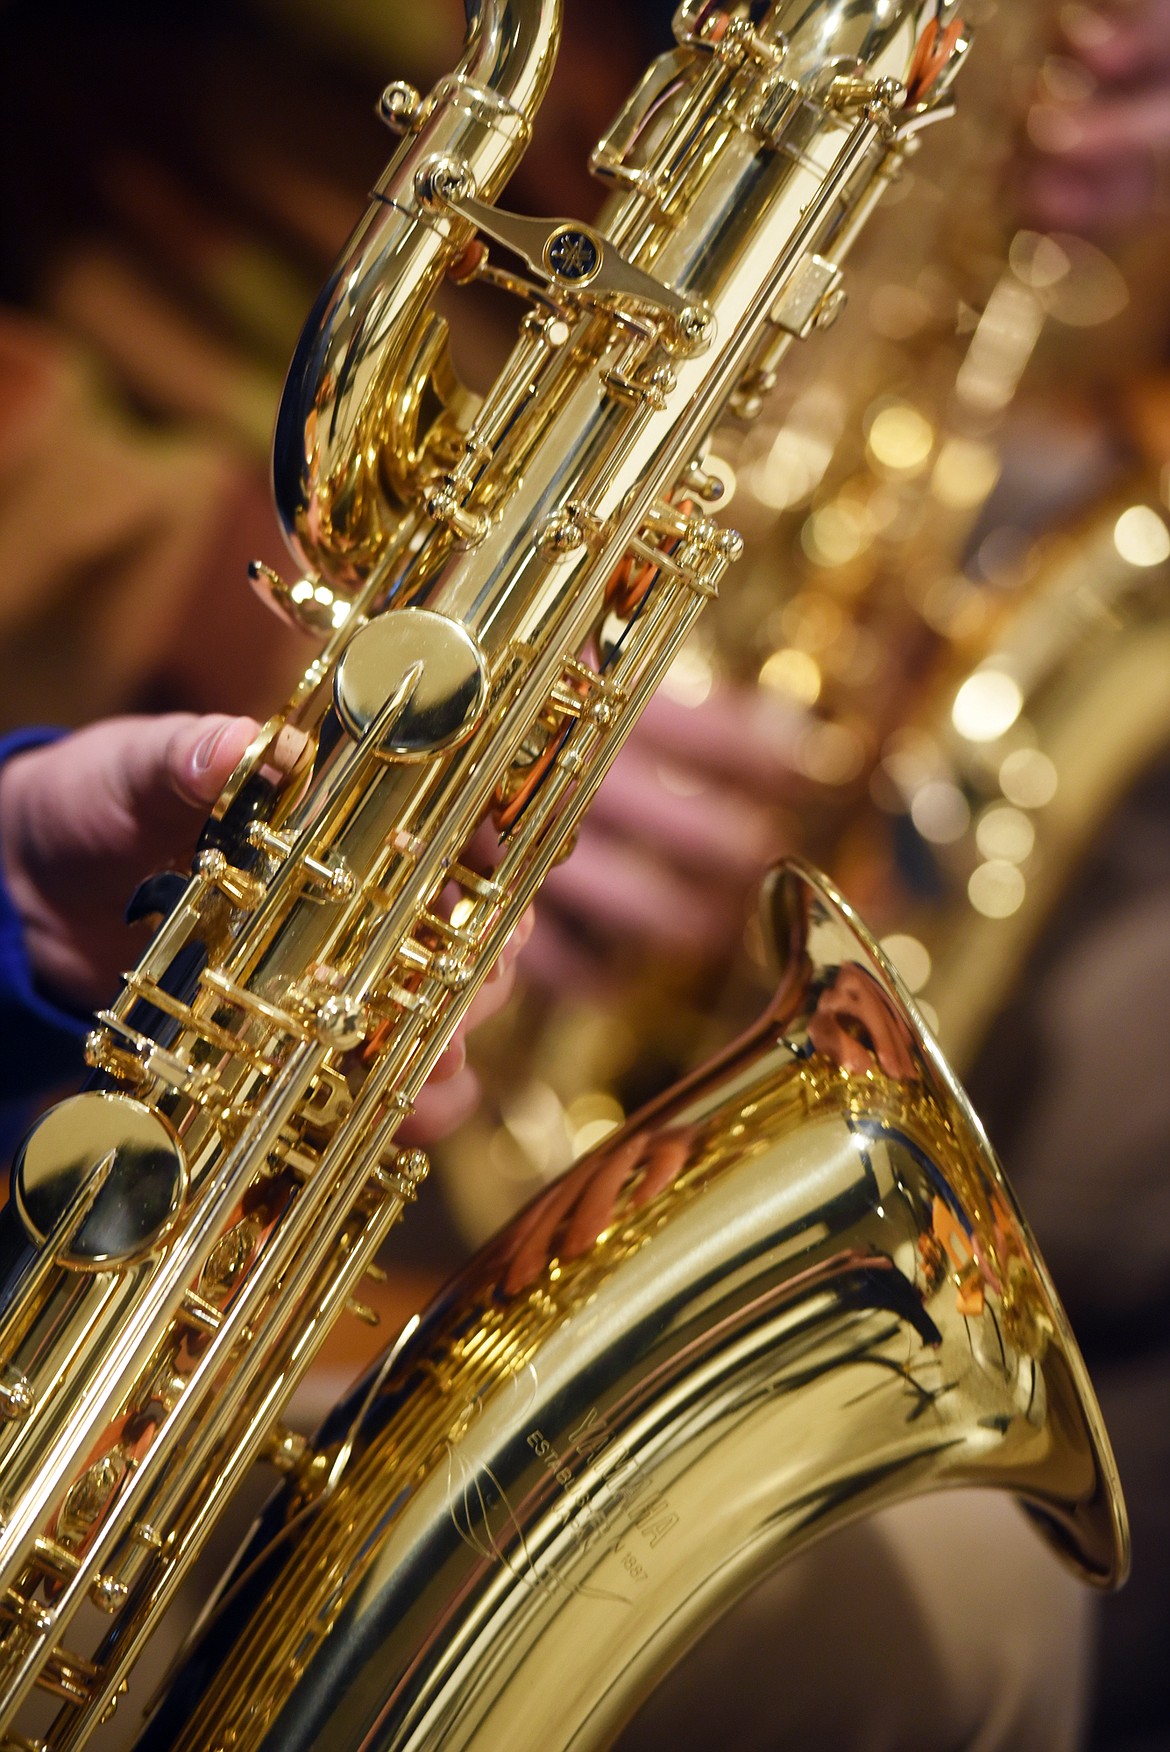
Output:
[[459, 0, 562, 121], [272, 0, 561, 584]]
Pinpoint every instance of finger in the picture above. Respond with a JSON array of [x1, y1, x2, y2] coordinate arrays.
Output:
[[66, 713, 259, 859], [514, 908, 617, 996], [634, 688, 808, 800], [1060, 0, 1170, 81], [462, 957, 520, 1030], [429, 1033, 467, 1084], [586, 743, 787, 885], [399, 1063, 482, 1144], [1027, 82, 1170, 164], [167, 715, 263, 808], [541, 831, 746, 957], [455, 908, 536, 1028]]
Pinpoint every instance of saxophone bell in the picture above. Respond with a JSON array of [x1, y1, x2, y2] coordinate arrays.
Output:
[[139, 860, 1127, 1752]]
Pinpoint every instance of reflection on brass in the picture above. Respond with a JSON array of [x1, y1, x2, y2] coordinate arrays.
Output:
[[151, 866, 1125, 1752], [199, 1220, 261, 1301], [89, 1576, 129, 1617], [0, 1371, 33, 1424], [57, 1456, 128, 1548], [0, 1, 1123, 1746]]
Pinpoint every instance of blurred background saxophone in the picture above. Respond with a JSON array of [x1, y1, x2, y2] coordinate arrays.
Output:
[[449, 0, 1170, 1218], [0, 0, 1165, 1746]]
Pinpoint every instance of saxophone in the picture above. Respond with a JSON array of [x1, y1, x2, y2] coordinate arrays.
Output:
[[0, 2, 1125, 1746]]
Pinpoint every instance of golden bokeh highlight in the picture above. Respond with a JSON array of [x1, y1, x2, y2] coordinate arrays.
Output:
[[931, 437, 1000, 511], [952, 670, 1024, 742], [801, 500, 868, 567], [999, 747, 1058, 808], [975, 804, 1035, 865], [880, 933, 932, 994], [910, 779, 970, 844], [663, 644, 715, 707], [968, 861, 1026, 919], [759, 647, 822, 706], [866, 403, 935, 475], [1113, 505, 1170, 569]]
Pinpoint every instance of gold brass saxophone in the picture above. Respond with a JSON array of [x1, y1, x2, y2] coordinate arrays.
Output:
[[0, 1, 1126, 1746]]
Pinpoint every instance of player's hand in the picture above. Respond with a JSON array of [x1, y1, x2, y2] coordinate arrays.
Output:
[[524, 685, 805, 994], [0, 713, 259, 1012]]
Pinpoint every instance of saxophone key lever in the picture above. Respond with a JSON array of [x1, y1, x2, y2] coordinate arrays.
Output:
[[421, 162, 706, 337], [377, 80, 421, 134], [246, 561, 348, 638]]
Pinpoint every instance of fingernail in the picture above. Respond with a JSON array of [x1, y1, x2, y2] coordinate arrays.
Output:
[[192, 720, 229, 774], [1027, 104, 1085, 153]]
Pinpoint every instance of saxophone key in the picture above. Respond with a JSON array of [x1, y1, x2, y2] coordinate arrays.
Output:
[[602, 360, 677, 410], [263, 1426, 310, 1475], [372, 1148, 430, 1202], [83, 1027, 149, 1091], [374, 979, 428, 1018], [416, 907, 474, 949], [178, 1291, 223, 1337], [13, 1095, 187, 1268], [446, 861, 502, 902], [1, 1596, 51, 1640], [333, 609, 488, 756], [395, 940, 472, 992], [89, 1575, 129, 1617], [314, 994, 370, 1051], [38, 1645, 100, 1705], [246, 823, 354, 902], [193, 849, 266, 913], [0, 1375, 33, 1425], [377, 80, 421, 134], [424, 482, 489, 545], [246, 561, 348, 638], [30, 1541, 77, 1581], [109, 978, 274, 1074], [770, 252, 846, 339], [200, 969, 313, 1042], [536, 504, 599, 557]]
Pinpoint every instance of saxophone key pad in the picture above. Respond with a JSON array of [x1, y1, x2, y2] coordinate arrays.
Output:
[[334, 608, 488, 757], [13, 1092, 187, 1269]]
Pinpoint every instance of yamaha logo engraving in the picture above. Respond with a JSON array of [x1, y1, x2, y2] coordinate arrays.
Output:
[[545, 226, 602, 284]]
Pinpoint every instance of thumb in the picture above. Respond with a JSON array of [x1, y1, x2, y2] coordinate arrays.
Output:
[[164, 715, 262, 810]]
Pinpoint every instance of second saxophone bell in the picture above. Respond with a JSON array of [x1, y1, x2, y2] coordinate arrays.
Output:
[[137, 861, 1126, 1752]]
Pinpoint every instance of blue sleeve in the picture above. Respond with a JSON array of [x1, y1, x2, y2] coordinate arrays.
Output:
[[0, 730, 89, 1143]]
